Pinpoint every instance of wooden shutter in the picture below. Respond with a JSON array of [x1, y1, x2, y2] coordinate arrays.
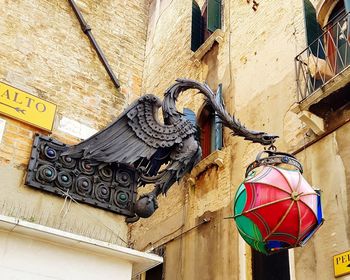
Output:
[[207, 0, 221, 33], [303, 0, 325, 58], [211, 84, 223, 151], [191, 0, 203, 51]]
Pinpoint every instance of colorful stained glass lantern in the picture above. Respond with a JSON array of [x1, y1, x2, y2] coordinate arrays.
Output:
[[233, 149, 324, 255]]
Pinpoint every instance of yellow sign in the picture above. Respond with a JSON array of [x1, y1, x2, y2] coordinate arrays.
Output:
[[334, 250, 350, 277], [0, 82, 56, 131]]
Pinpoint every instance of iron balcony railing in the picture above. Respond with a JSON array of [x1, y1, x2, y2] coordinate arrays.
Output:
[[295, 11, 350, 101]]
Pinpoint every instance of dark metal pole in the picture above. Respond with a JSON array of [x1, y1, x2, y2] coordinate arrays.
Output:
[[68, 0, 121, 89]]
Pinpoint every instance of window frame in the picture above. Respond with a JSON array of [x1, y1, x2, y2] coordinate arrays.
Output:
[[191, 0, 222, 52], [197, 83, 223, 160]]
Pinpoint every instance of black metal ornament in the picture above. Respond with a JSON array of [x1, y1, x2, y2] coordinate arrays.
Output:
[[26, 135, 138, 217], [245, 146, 303, 177], [25, 79, 278, 222]]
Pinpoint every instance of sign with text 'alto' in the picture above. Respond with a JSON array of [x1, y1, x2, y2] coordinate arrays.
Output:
[[0, 82, 56, 131]]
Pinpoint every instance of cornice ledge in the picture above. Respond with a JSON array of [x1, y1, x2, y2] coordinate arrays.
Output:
[[191, 29, 224, 66], [186, 149, 225, 187]]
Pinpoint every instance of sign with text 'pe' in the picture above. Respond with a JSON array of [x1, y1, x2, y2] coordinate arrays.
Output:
[[334, 250, 350, 277], [0, 82, 56, 131]]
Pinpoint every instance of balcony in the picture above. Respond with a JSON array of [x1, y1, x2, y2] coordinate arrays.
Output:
[[295, 11, 350, 117]]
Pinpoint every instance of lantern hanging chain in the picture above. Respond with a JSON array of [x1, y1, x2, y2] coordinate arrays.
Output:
[[267, 143, 277, 152]]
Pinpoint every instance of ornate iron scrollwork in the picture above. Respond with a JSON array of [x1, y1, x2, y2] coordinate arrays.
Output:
[[25, 134, 137, 217]]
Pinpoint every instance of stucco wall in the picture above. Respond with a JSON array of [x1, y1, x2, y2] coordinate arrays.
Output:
[[0, 0, 148, 245], [293, 122, 350, 280], [130, 0, 350, 280]]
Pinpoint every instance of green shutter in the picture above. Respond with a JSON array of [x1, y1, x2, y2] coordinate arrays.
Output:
[[184, 108, 200, 142], [207, 0, 221, 33], [210, 113, 216, 153], [211, 84, 223, 152], [183, 108, 196, 126], [303, 0, 325, 58], [191, 0, 202, 51]]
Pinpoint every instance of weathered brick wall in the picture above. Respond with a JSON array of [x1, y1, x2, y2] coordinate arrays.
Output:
[[0, 0, 148, 244]]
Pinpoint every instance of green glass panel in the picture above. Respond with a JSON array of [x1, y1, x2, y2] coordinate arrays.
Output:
[[238, 228, 267, 254], [235, 215, 267, 254], [234, 184, 246, 215], [236, 216, 263, 241], [234, 183, 245, 200]]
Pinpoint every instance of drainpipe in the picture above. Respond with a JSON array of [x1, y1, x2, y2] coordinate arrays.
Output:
[[68, 0, 121, 89]]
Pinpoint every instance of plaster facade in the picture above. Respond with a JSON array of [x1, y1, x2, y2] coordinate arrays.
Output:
[[130, 1, 350, 280]]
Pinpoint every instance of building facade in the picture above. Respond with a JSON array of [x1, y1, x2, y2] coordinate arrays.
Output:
[[0, 0, 161, 279], [0, 0, 349, 279], [130, 0, 350, 279]]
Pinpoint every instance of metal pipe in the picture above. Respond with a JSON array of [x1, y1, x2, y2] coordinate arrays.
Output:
[[68, 0, 121, 89], [141, 217, 211, 251]]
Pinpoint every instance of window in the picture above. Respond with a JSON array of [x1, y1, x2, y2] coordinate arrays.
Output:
[[145, 247, 164, 280], [145, 264, 163, 280], [294, 0, 350, 133], [197, 84, 223, 159], [303, 0, 349, 72], [296, 0, 350, 99], [252, 249, 290, 280], [191, 0, 222, 52]]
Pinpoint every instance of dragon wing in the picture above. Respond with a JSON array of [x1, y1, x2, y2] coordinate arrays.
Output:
[[62, 94, 196, 166]]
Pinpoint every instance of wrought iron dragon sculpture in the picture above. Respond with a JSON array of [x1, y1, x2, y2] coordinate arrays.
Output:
[[26, 79, 278, 222]]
